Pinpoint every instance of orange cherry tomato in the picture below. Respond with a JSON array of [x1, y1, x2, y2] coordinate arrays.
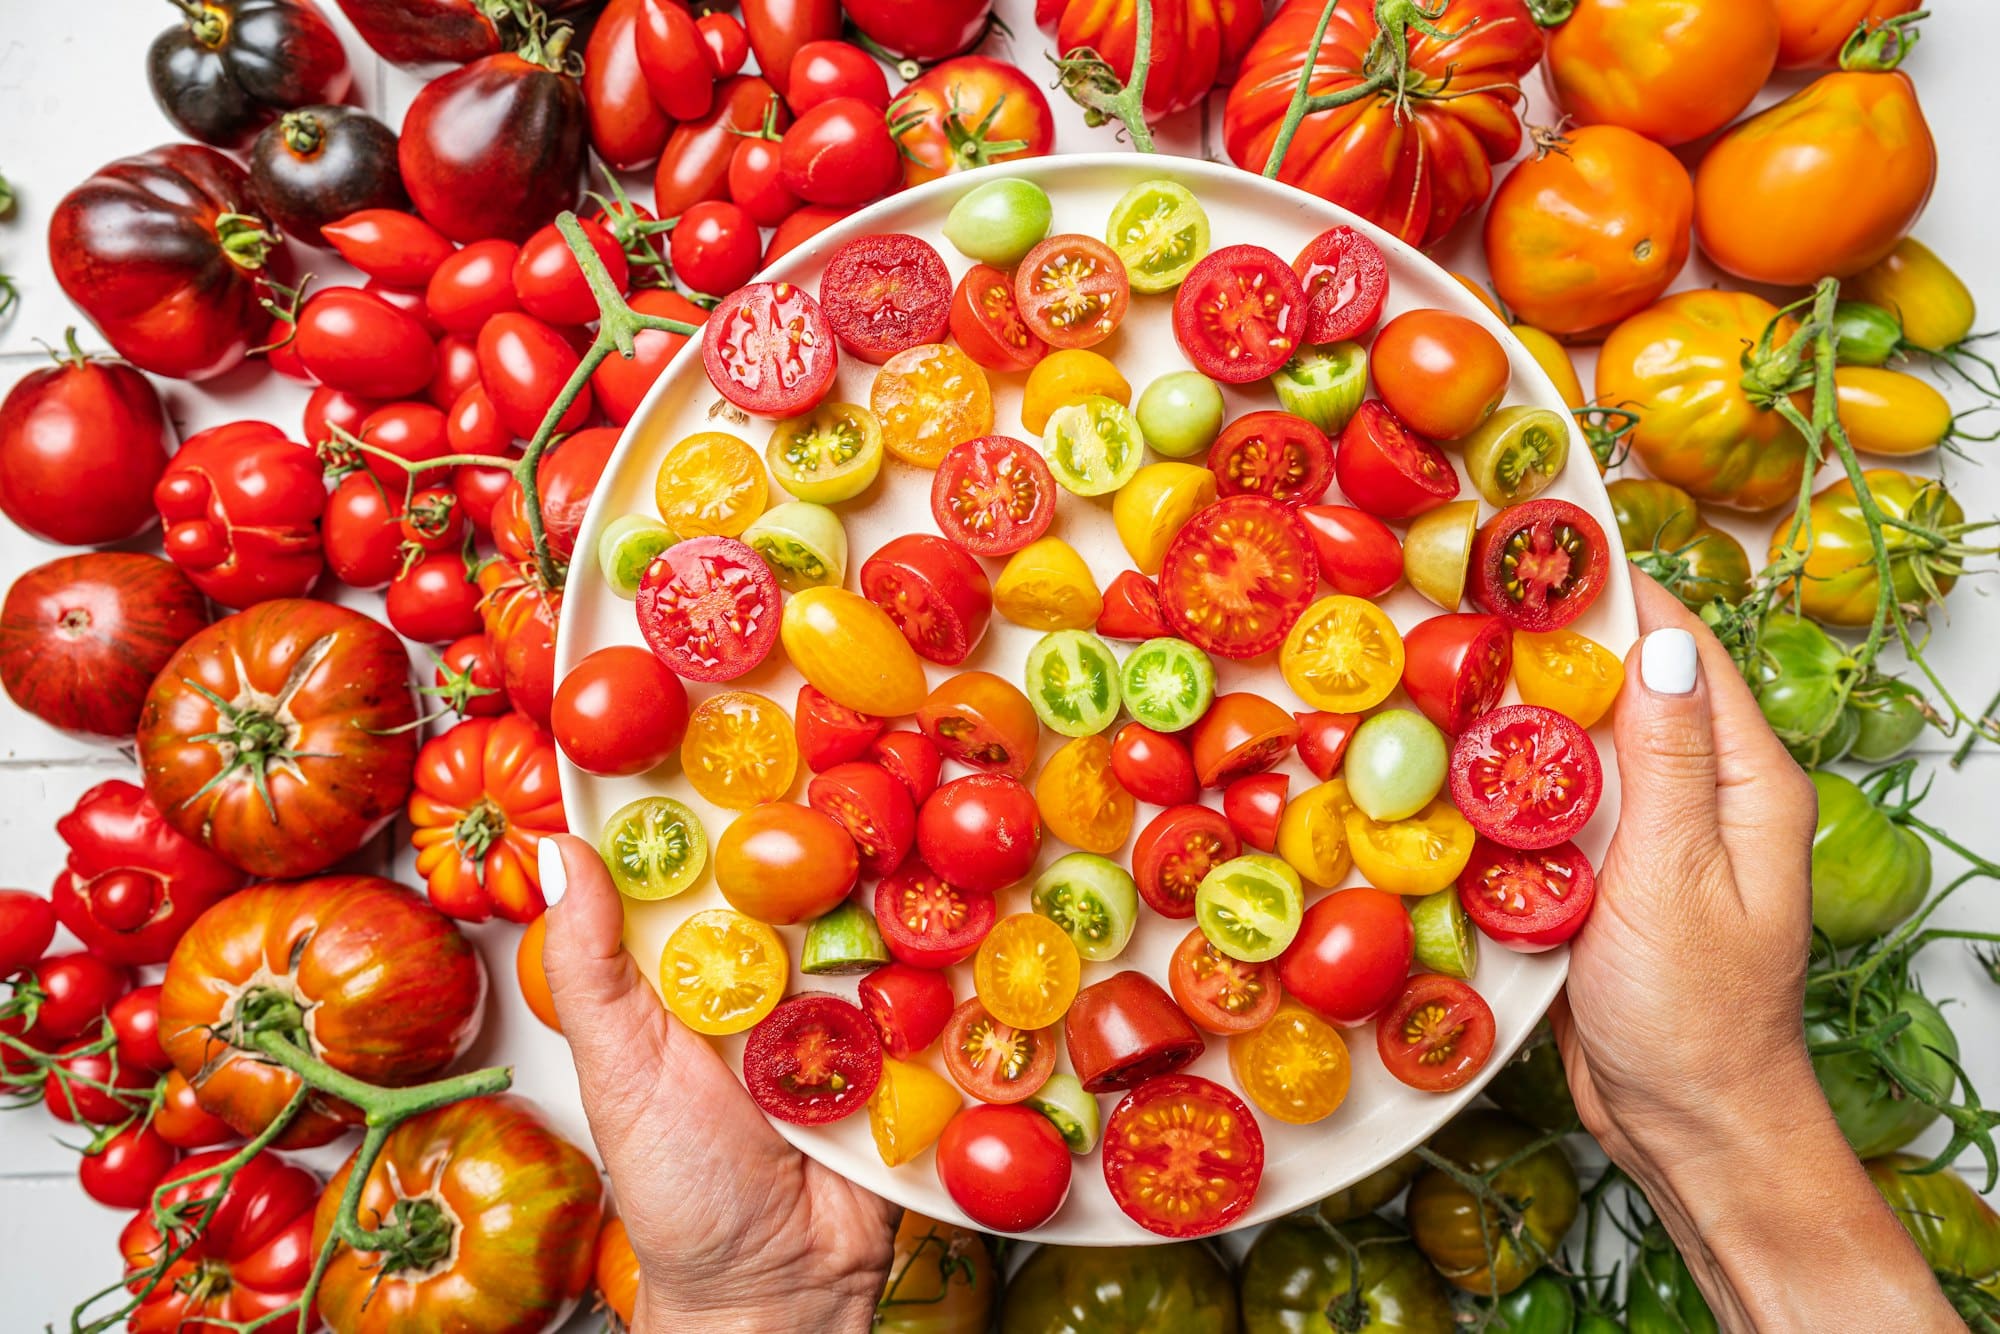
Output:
[[593, 1217, 639, 1328], [1774, 0, 1921, 68], [870, 343, 994, 469], [1035, 734, 1136, 856], [1548, 0, 1781, 147], [1370, 310, 1509, 441], [714, 803, 859, 924]]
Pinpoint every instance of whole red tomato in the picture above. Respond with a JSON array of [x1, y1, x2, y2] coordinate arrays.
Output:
[[0, 889, 56, 979], [552, 645, 690, 776], [1041, 0, 1262, 121], [0, 339, 174, 545], [314, 1096, 602, 1334], [138, 599, 418, 879], [656, 76, 790, 220], [846, 0, 991, 62], [765, 203, 857, 266], [387, 550, 486, 643], [478, 557, 562, 727], [895, 57, 1056, 187], [399, 36, 589, 243], [21, 952, 130, 1042], [322, 471, 407, 588], [48, 145, 286, 381], [741, 0, 841, 96], [0, 553, 208, 740], [409, 714, 567, 923], [161, 876, 486, 1148], [293, 286, 438, 399], [584, 0, 672, 169], [478, 312, 593, 440], [591, 288, 708, 425], [1226, 0, 1545, 249], [119, 1149, 319, 1332], [154, 421, 326, 609], [79, 1122, 178, 1210], [780, 97, 903, 207], [154, 1067, 238, 1149], [52, 779, 247, 966], [1280, 887, 1414, 1025]]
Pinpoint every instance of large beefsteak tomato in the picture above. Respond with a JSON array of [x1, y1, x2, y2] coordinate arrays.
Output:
[[53, 779, 247, 966], [409, 713, 567, 923]]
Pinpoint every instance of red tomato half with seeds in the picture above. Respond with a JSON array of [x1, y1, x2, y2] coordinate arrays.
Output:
[[808, 762, 917, 877], [636, 536, 782, 682], [1449, 704, 1603, 851], [1132, 805, 1240, 919], [859, 533, 992, 666], [1190, 693, 1299, 788], [1209, 410, 1334, 507], [1459, 837, 1596, 951], [1469, 498, 1610, 633], [870, 729, 942, 805], [1377, 974, 1495, 1093], [1016, 235, 1129, 351], [875, 863, 995, 968], [743, 993, 882, 1126], [1096, 571, 1171, 641], [1170, 927, 1281, 1035], [1174, 244, 1308, 385], [1159, 496, 1318, 660], [1401, 613, 1513, 735], [817, 234, 953, 364], [940, 996, 1055, 1104], [859, 963, 954, 1059], [931, 436, 1056, 557], [1102, 1074, 1264, 1238], [1335, 401, 1459, 520], [1066, 971, 1206, 1095], [795, 684, 883, 771], [702, 282, 839, 418], [949, 265, 1048, 373], [1292, 225, 1389, 343]]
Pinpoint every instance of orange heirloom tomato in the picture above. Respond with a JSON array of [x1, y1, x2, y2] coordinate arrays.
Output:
[[1771, 469, 1964, 627], [877, 1214, 995, 1332], [1835, 366, 1955, 457], [868, 1057, 963, 1167], [1694, 66, 1935, 286], [659, 908, 788, 1035], [681, 689, 799, 809], [1774, 0, 1921, 67], [1548, 0, 1780, 147], [1036, 734, 1137, 855], [1281, 595, 1404, 713], [1343, 798, 1475, 895], [1844, 237, 1977, 353], [1512, 630, 1624, 729], [1484, 126, 1693, 336], [593, 1218, 639, 1328], [974, 913, 1081, 1030], [1595, 290, 1810, 511], [871, 343, 994, 469], [993, 535, 1102, 631], [516, 914, 560, 1033], [409, 713, 567, 925], [781, 586, 931, 716], [654, 431, 767, 538], [1228, 1001, 1351, 1125]]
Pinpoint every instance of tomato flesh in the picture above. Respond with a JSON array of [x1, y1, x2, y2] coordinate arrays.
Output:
[[1208, 410, 1334, 507], [1064, 971, 1206, 1094], [1169, 927, 1281, 1035], [1102, 1074, 1265, 1238], [875, 865, 996, 969], [702, 282, 838, 418], [1173, 245, 1308, 384], [859, 533, 993, 666], [931, 436, 1056, 557], [1015, 234, 1130, 350], [1376, 974, 1496, 1093], [1449, 705, 1604, 851], [1459, 837, 1597, 951], [1292, 225, 1389, 343], [1132, 805, 1241, 919], [743, 993, 882, 1125], [949, 265, 1048, 372], [1470, 499, 1611, 633], [819, 233, 953, 364], [636, 536, 781, 682], [940, 996, 1055, 1104], [1159, 497, 1318, 659]]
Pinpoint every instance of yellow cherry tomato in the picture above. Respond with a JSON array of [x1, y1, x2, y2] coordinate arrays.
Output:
[[780, 586, 931, 716], [868, 1057, 963, 1168], [1511, 630, 1625, 730], [1275, 778, 1354, 889], [654, 432, 767, 538], [1035, 734, 1136, 855], [871, 344, 994, 469], [1111, 462, 1217, 575], [1835, 366, 1955, 457], [993, 536, 1102, 631], [658, 909, 788, 1035], [1510, 325, 1586, 410], [1845, 237, 1977, 353], [1280, 595, 1405, 712], [1344, 799, 1476, 896], [1021, 348, 1131, 434], [680, 689, 799, 809], [974, 913, 1081, 1030], [1228, 1002, 1351, 1125]]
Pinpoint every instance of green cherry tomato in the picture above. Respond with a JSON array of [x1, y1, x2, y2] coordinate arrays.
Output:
[[1272, 341, 1369, 436], [1750, 613, 1860, 768], [799, 900, 890, 974], [1343, 709, 1448, 823], [1043, 395, 1146, 497], [1118, 636, 1215, 732], [1462, 406, 1571, 507], [945, 177, 1053, 267], [1031, 852, 1140, 962], [1809, 769, 1932, 947], [766, 402, 884, 505], [1196, 853, 1304, 963], [598, 514, 678, 598], [1024, 629, 1123, 737], [743, 500, 847, 592], [1493, 1273, 1578, 1334], [1239, 1214, 1456, 1334], [1811, 985, 1956, 1157], [1409, 887, 1477, 979], [599, 796, 707, 901], [1025, 1071, 1102, 1153], [1830, 300, 1907, 367], [1135, 371, 1226, 458], [1482, 1028, 1578, 1133], [1105, 180, 1211, 294], [1625, 1228, 1718, 1334]]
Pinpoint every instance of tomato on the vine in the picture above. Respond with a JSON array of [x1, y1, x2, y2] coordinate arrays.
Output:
[[387, 551, 485, 643]]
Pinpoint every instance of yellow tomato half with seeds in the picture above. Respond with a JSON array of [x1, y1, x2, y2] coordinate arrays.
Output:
[[1280, 596, 1404, 712], [655, 432, 767, 538], [1344, 799, 1476, 896], [1511, 630, 1625, 729], [994, 536, 1102, 631], [1229, 1002, 1351, 1125], [1036, 734, 1136, 855], [659, 909, 788, 1035], [871, 344, 994, 468]]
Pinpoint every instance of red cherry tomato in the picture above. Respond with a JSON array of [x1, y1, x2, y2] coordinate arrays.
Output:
[[860, 533, 993, 666], [1223, 772, 1289, 852], [869, 729, 942, 806], [110, 985, 172, 1072], [1065, 971, 1206, 1094], [0, 890, 56, 978], [30, 952, 128, 1041], [1102, 1074, 1264, 1237], [1459, 837, 1597, 952], [45, 1040, 151, 1124], [1401, 612, 1514, 735], [426, 239, 523, 337], [1293, 711, 1360, 781], [1372, 309, 1511, 442], [553, 645, 691, 777], [1159, 497, 1318, 660], [583, 0, 673, 170], [671, 200, 765, 298], [435, 634, 510, 719], [1016, 235, 1129, 351], [917, 775, 1041, 895], [1209, 410, 1334, 507], [1469, 499, 1611, 634], [729, 134, 802, 228], [808, 762, 917, 877], [657, 75, 790, 220], [1096, 570, 1171, 641], [386, 552, 484, 643], [930, 436, 1056, 558], [1132, 804, 1240, 919], [1189, 693, 1299, 788], [513, 217, 630, 327], [787, 40, 891, 115], [1292, 224, 1389, 344], [293, 287, 437, 400], [397, 486, 463, 556], [779, 97, 903, 207], [322, 209, 456, 288], [636, 0, 717, 120], [858, 963, 954, 1059], [1335, 401, 1460, 520], [1376, 974, 1496, 1093], [795, 685, 884, 772], [743, 993, 881, 1125], [153, 1069, 236, 1150], [819, 234, 953, 364], [765, 203, 857, 267], [364, 280, 444, 338], [875, 863, 995, 969], [78, 1123, 179, 1209], [637, 536, 782, 682], [477, 312, 593, 438], [936, 1103, 1070, 1232], [302, 385, 379, 448], [916, 672, 1041, 780], [939, 996, 1055, 1104], [741, 0, 842, 98], [356, 400, 452, 488], [1110, 723, 1199, 807], [1298, 504, 1404, 598], [846, 0, 992, 63], [702, 282, 839, 418], [1169, 926, 1281, 1035], [1174, 244, 1307, 384], [697, 12, 750, 76], [590, 288, 708, 425], [428, 333, 483, 410], [1280, 887, 1415, 1026], [948, 265, 1047, 373], [1449, 704, 1604, 851]]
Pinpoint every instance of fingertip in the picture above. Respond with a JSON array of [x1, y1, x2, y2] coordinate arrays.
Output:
[[540, 834, 630, 975]]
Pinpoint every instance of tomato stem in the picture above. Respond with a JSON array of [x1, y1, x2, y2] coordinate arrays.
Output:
[[1046, 0, 1158, 153], [1840, 8, 1927, 71], [1259, 0, 1416, 185]]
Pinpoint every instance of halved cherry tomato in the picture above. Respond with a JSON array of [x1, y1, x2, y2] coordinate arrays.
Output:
[[949, 265, 1047, 372], [860, 533, 993, 666], [703, 282, 839, 418], [917, 672, 1040, 780], [1299, 504, 1403, 599], [1229, 1001, 1352, 1125], [1102, 1074, 1265, 1238], [1335, 402, 1460, 520], [1159, 497, 1318, 659], [1376, 974, 1495, 1093], [1402, 613, 1513, 735], [1223, 773, 1289, 853], [1292, 225, 1389, 344], [1280, 595, 1405, 713], [660, 909, 788, 1036], [1344, 798, 1477, 896], [974, 913, 1080, 1030], [1112, 463, 1218, 575], [869, 1056, 962, 1167], [858, 963, 954, 1060], [1280, 887, 1413, 1026], [931, 435, 1056, 557], [940, 996, 1056, 1104], [654, 432, 768, 539], [1275, 777, 1354, 888], [1371, 310, 1510, 441], [1208, 411, 1334, 507], [1173, 244, 1307, 384], [1016, 234, 1129, 350], [1450, 705, 1604, 851], [875, 863, 995, 969], [809, 762, 917, 877], [743, 993, 881, 1125], [1512, 629, 1624, 729], [1097, 571, 1171, 641], [869, 729, 941, 805], [795, 684, 883, 772], [1470, 500, 1611, 633], [1293, 711, 1359, 781], [637, 536, 782, 682], [715, 803, 859, 925], [1190, 693, 1299, 789], [1111, 723, 1198, 806], [1133, 805, 1240, 919], [1035, 735, 1135, 856], [872, 343, 994, 469], [1169, 926, 1281, 1035], [1404, 499, 1480, 610], [820, 233, 953, 364], [1065, 971, 1205, 1094], [994, 536, 1101, 631], [1459, 837, 1597, 952]]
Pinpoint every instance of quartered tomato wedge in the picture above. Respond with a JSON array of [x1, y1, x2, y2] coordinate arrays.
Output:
[[702, 282, 838, 418], [940, 996, 1056, 1104], [1470, 499, 1611, 633], [1169, 926, 1281, 1035], [1449, 705, 1604, 851], [1293, 711, 1360, 780], [742, 993, 882, 1126], [949, 265, 1048, 372], [818, 233, 952, 364], [1208, 411, 1335, 507], [1459, 837, 1597, 952], [1015, 234, 1130, 350], [1223, 773, 1289, 853], [795, 684, 883, 772], [1102, 1074, 1265, 1238], [869, 1057, 962, 1168], [1173, 244, 1308, 384], [808, 762, 917, 877], [875, 864, 996, 969], [1298, 504, 1404, 599], [859, 533, 993, 666], [1229, 1000, 1352, 1125], [1335, 402, 1460, 520], [1096, 571, 1171, 641], [1376, 974, 1495, 1093], [931, 436, 1057, 557], [1133, 805, 1241, 919], [637, 536, 782, 682], [1512, 629, 1624, 730], [917, 672, 1041, 780], [1189, 693, 1299, 788], [1292, 225, 1389, 344], [1035, 735, 1135, 856], [857, 963, 954, 1060], [1158, 496, 1318, 659], [869, 729, 941, 804], [1401, 613, 1514, 735]]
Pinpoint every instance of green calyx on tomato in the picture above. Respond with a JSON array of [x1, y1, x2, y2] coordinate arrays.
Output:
[[1606, 477, 1751, 611], [1809, 979, 1958, 1160], [1239, 1213, 1456, 1334], [1748, 613, 1863, 768]]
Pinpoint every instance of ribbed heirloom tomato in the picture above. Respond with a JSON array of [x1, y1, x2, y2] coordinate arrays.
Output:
[[119, 1150, 318, 1334], [409, 713, 567, 923], [1547, 0, 1780, 146], [1039, 0, 1261, 121]]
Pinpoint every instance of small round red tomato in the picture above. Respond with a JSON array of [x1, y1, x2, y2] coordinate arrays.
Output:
[[1110, 723, 1198, 807], [808, 762, 917, 877], [703, 282, 839, 417], [875, 863, 995, 968], [1174, 244, 1307, 385], [918, 775, 1041, 895], [1159, 496, 1318, 660], [735, 120, 803, 222], [949, 265, 1048, 373], [1336, 402, 1460, 520], [1133, 805, 1240, 919], [45, 1040, 151, 1124], [940, 995, 1056, 1104], [433, 634, 508, 719], [698, 11, 749, 74], [787, 39, 891, 114], [870, 729, 942, 805], [860, 533, 993, 666], [513, 216, 630, 326], [1371, 310, 1511, 441], [1170, 926, 1281, 1035], [895, 55, 1053, 185], [765, 203, 857, 266], [1016, 235, 1129, 351], [397, 486, 463, 556], [937, 1103, 1071, 1232], [1460, 838, 1597, 952], [590, 288, 708, 425], [427, 334, 482, 409], [1377, 974, 1496, 1093], [1280, 887, 1414, 1026], [795, 684, 883, 771], [743, 993, 882, 1125], [552, 645, 690, 777], [931, 435, 1056, 557], [478, 311, 593, 439], [637, 535, 782, 682], [917, 672, 1041, 780], [820, 233, 953, 364], [1096, 571, 1170, 641], [1298, 505, 1403, 599], [1224, 773, 1289, 853], [110, 985, 171, 1072], [1102, 1074, 1265, 1238], [1066, 971, 1206, 1094], [1209, 411, 1334, 507], [323, 210, 456, 288], [780, 96, 902, 206], [716, 803, 860, 925], [79, 1123, 178, 1209], [386, 552, 483, 643], [30, 952, 129, 1041], [426, 239, 523, 336], [668, 200, 764, 298], [1402, 613, 1514, 735], [1190, 693, 1300, 788], [1292, 225, 1388, 343], [859, 963, 954, 1059], [302, 385, 379, 447], [353, 400, 452, 489], [294, 287, 437, 399], [1449, 705, 1604, 852], [1470, 499, 1611, 633], [0, 889, 56, 977]]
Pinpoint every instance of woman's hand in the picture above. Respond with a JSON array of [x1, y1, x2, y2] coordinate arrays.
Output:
[[537, 834, 896, 1334], [1558, 573, 1957, 1330]]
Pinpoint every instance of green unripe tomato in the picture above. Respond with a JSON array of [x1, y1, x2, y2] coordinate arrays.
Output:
[[1344, 709, 1448, 822], [944, 178, 1052, 266], [1135, 371, 1226, 458]]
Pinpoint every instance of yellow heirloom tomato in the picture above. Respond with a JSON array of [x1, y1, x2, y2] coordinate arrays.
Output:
[[1771, 470, 1965, 628], [681, 690, 799, 809], [994, 536, 1102, 630], [1112, 462, 1217, 575], [1512, 630, 1625, 729], [1281, 596, 1405, 712], [1275, 778, 1354, 889], [658, 909, 787, 1036], [1229, 1002, 1352, 1125], [1021, 348, 1130, 434], [1344, 798, 1476, 896], [780, 586, 931, 715], [655, 432, 767, 538], [868, 1058, 963, 1168]]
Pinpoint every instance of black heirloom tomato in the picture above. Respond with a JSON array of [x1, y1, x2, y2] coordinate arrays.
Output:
[[147, 0, 350, 148], [249, 105, 407, 241]]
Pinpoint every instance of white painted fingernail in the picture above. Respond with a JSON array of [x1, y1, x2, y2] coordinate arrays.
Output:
[[1640, 629, 1699, 696], [538, 837, 569, 907]]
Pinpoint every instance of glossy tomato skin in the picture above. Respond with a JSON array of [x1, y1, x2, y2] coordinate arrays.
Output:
[[1449, 705, 1604, 851], [918, 775, 1043, 894], [1041, 0, 1262, 120], [24, 952, 130, 1042], [846, 0, 991, 61], [671, 201, 764, 298], [780, 97, 904, 207], [591, 288, 708, 425], [1401, 612, 1513, 734], [730, 134, 801, 227], [636, 0, 717, 120], [1190, 693, 1300, 788], [584, 0, 672, 169], [45, 1039, 154, 1124], [896, 56, 1056, 186], [0, 890, 56, 978], [1776, 0, 1921, 66], [514, 217, 630, 326], [399, 51, 587, 244], [153, 1069, 236, 1149], [147, 0, 351, 148], [427, 239, 523, 336], [1460, 837, 1597, 951], [248, 105, 405, 241], [1111, 723, 1199, 806], [479, 311, 593, 439], [699, 13, 751, 75], [716, 803, 860, 925], [871, 729, 943, 805], [1377, 974, 1496, 1092], [809, 762, 918, 877], [937, 1103, 1071, 1232], [79, 1122, 179, 1210], [409, 714, 567, 924], [118, 1149, 318, 1333], [1102, 1074, 1266, 1238], [323, 209, 455, 287], [859, 963, 955, 1059], [110, 985, 173, 1073], [388, 552, 485, 643], [786, 39, 891, 114], [1372, 310, 1510, 442], [795, 684, 884, 771], [742, 0, 843, 96], [1547, 0, 1778, 146], [657, 76, 790, 219], [329, 0, 597, 65], [949, 267, 1049, 374], [1224, 772, 1289, 852], [553, 645, 689, 777], [52, 779, 246, 966], [152, 422, 325, 610], [702, 282, 839, 418], [478, 558, 562, 727], [1293, 224, 1389, 343], [293, 287, 436, 401], [1097, 571, 1170, 641], [766, 203, 858, 266], [637, 535, 782, 682], [1066, 971, 1206, 1094], [1336, 401, 1460, 521], [0, 348, 173, 545], [1280, 886, 1414, 1026], [1133, 804, 1240, 918], [861, 533, 993, 666], [1293, 711, 1360, 780]]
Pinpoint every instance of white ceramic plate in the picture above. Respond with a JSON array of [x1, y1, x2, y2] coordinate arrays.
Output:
[[556, 152, 1637, 1245]]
